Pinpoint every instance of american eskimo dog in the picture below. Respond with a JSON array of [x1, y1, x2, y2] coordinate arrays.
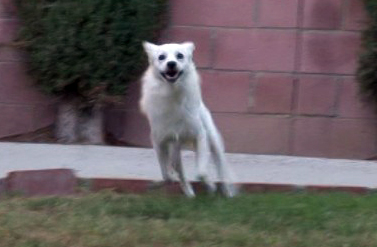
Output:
[[140, 42, 237, 197]]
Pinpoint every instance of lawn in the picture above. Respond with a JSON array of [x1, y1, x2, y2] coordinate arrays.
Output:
[[1, 192, 377, 247]]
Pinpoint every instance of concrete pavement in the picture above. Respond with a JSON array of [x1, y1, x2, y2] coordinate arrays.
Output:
[[1, 142, 377, 189]]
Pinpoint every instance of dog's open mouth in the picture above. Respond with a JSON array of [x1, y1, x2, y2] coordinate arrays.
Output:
[[161, 69, 183, 83]]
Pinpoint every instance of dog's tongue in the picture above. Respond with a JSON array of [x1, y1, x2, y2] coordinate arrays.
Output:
[[166, 69, 178, 77]]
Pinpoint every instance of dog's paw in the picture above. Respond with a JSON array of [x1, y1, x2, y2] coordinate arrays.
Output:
[[221, 183, 239, 198], [197, 175, 217, 194], [205, 182, 217, 194], [183, 186, 196, 198], [166, 170, 179, 182]]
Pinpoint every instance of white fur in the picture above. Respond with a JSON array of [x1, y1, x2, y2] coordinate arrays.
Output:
[[140, 41, 237, 197]]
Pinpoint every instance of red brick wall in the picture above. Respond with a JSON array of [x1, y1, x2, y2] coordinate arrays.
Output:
[[108, 0, 376, 159], [0, 0, 55, 138], [0, 0, 374, 159]]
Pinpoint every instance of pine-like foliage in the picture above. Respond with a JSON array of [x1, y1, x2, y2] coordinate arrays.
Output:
[[357, 0, 377, 109], [16, 0, 168, 106]]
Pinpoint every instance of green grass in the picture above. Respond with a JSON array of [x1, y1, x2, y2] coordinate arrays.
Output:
[[1, 192, 377, 246]]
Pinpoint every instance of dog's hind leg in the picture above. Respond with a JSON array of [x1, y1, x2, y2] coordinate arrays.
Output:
[[201, 108, 238, 197], [211, 144, 238, 197], [171, 142, 195, 197]]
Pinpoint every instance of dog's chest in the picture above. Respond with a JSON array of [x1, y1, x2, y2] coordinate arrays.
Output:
[[147, 91, 202, 139]]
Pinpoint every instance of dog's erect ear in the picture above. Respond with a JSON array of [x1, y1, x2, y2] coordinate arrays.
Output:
[[142, 41, 159, 61], [142, 41, 158, 54], [182, 42, 195, 54]]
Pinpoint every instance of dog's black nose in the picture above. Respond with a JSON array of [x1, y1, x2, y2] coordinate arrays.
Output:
[[167, 61, 177, 69]]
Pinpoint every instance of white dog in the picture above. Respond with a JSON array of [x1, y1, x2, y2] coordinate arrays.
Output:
[[140, 41, 236, 197]]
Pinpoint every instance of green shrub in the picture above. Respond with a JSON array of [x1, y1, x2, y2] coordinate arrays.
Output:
[[357, 0, 377, 109], [16, 0, 168, 107]]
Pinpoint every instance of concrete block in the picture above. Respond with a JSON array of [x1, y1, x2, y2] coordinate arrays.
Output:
[[331, 119, 377, 159], [300, 32, 361, 74], [343, 0, 368, 31], [214, 29, 296, 71], [171, 0, 256, 27], [167, 27, 212, 68], [338, 77, 375, 118], [213, 114, 290, 154], [302, 0, 342, 29], [292, 117, 332, 157], [258, 0, 299, 28], [297, 75, 338, 116], [201, 70, 251, 113], [251, 73, 294, 114]]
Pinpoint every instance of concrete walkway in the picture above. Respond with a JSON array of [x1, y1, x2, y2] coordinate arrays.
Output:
[[1, 142, 377, 189]]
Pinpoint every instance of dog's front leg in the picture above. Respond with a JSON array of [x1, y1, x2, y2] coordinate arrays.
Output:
[[153, 141, 172, 182], [171, 142, 195, 197], [196, 132, 216, 193], [153, 139, 181, 183]]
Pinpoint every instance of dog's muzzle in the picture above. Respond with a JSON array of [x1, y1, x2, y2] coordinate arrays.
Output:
[[161, 61, 183, 83]]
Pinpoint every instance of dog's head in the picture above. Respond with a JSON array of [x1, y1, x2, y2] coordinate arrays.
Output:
[[143, 41, 195, 83]]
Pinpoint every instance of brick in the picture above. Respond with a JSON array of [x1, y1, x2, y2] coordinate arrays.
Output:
[[258, 0, 299, 28], [0, 19, 18, 43], [6, 169, 77, 196], [164, 182, 212, 195], [0, 62, 51, 104], [214, 29, 296, 71], [0, 104, 34, 138], [251, 73, 294, 114], [90, 179, 222, 195], [164, 181, 186, 195], [201, 70, 251, 113], [292, 117, 332, 157], [330, 119, 377, 159], [300, 32, 361, 74], [302, 0, 342, 29], [89, 179, 371, 195], [166, 27, 212, 68], [306, 185, 369, 194], [213, 114, 290, 154], [242, 183, 297, 193], [343, 0, 368, 31], [297, 75, 338, 116], [151, 181, 215, 195], [91, 179, 149, 194], [171, 0, 255, 27], [338, 77, 375, 118]]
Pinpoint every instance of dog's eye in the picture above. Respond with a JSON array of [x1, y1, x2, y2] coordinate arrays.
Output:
[[176, 53, 184, 59], [158, 54, 166, 61]]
